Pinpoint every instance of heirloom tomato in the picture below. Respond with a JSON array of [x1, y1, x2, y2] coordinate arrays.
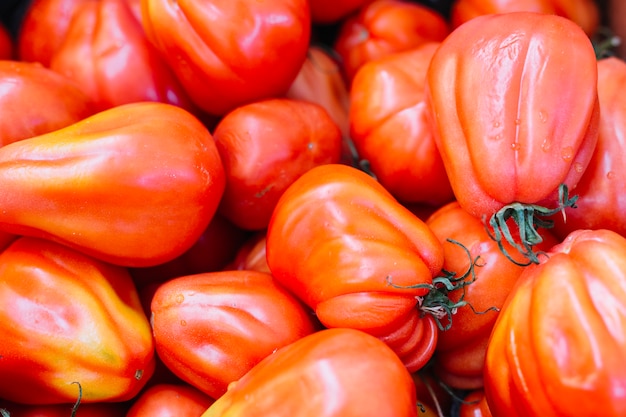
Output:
[[201, 328, 418, 417], [126, 384, 215, 417], [349, 41, 454, 206], [450, 0, 600, 37], [140, 0, 311, 115], [0, 23, 13, 59], [0, 402, 127, 417], [227, 232, 270, 274], [333, 0, 449, 81], [0, 102, 225, 267], [484, 229, 626, 416], [426, 12, 599, 264], [150, 270, 318, 399], [426, 201, 558, 390], [552, 57, 626, 238], [48, 0, 195, 112], [266, 163, 445, 372], [459, 390, 493, 417], [0, 60, 94, 146], [213, 98, 342, 230], [0, 237, 154, 404], [308, 0, 374, 24]]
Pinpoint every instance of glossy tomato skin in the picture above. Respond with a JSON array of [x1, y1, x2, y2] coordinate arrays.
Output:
[[150, 270, 319, 399], [426, 12, 599, 221], [334, 0, 449, 81], [213, 98, 342, 231], [140, 0, 311, 116], [0, 237, 155, 404], [350, 42, 454, 206], [126, 383, 214, 417], [48, 0, 195, 112], [201, 328, 419, 417], [425, 201, 559, 390], [266, 163, 444, 372], [459, 390, 493, 417], [450, 0, 599, 37], [0, 60, 95, 146], [0, 401, 128, 417], [0, 102, 225, 267], [484, 229, 626, 416], [552, 57, 626, 238]]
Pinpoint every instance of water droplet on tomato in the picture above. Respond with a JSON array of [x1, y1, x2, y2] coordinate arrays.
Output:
[[561, 146, 574, 161], [574, 162, 584, 173], [511, 142, 520, 150], [539, 110, 548, 123], [175, 294, 185, 304], [514, 118, 521, 125], [607, 171, 616, 180], [493, 121, 501, 128], [541, 139, 552, 152], [180, 320, 187, 326]]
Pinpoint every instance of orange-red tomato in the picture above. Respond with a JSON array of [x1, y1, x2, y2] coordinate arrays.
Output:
[[0, 236, 155, 404], [213, 98, 342, 231], [0, 401, 128, 417], [552, 57, 626, 238], [309, 0, 374, 24], [0, 102, 225, 267], [459, 390, 493, 417], [484, 229, 626, 416], [334, 0, 449, 81], [140, 0, 311, 115], [350, 41, 454, 206], [150, 270, 318, 399], [450, 0, 600, 37], [126, 384, 215, 417], [0, 60, 95, 146], [266, 163, 444, 372], [201, 328, 419, 417]]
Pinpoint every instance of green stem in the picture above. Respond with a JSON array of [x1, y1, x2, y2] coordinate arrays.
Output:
[[71, 382, 82, 417]]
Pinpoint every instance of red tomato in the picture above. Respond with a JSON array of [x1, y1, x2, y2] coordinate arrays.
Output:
[[425, 201, 558, 390], [552, 57, 626, 238], [333, 0, 449, 82], [0, 402, 128, 417], [126, 384, 214, 417], [450, 0, 600, 37], [484, 229, 626, 416], [213, 98, 343, 230], [48, 0, 195, 112], [227, 232, 270, 274], [201, 328, 419, 417], [266, 163, 444, 372], [0, 237, 154, 404], [0, 102, 225, 267], [0, 60, 95, 146], [426, 12, 599, 264], [459, 390, 493, 417], [0, 23, 13, 59], [309, 0, 374, 24], [350, 41, 454, 206], [140, 0, 311, 115], [150, 270, 319, 399]]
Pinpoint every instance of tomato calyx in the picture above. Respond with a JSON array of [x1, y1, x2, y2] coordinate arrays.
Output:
[[386, 239, 491, 331], [485, 184, 577, 267]]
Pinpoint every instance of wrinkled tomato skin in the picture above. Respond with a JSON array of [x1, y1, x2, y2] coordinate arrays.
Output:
[[553, 57, 626, 238], [426, 201, 558, 390], [150, 270, 318, 399], [484, 229, 626, 416], [201, 328, 419, 417], [0, 237, 155, 404], [0, 102, 225, 267], [266, 163, 444, 372], [126, 383, 215, 417], [426, 12, 599, 221], [350, 42, 454, 206], [140, 0, 311, 116], [0, 60, 95, 146]]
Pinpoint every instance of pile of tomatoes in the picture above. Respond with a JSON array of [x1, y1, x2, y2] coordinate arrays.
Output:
[[0, 0, 625, 416]]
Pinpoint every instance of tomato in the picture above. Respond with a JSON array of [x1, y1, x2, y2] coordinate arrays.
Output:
[[266, 163, 444, 372], [0, 236, 154, 404], [227, 232, 270, 274], [425, 201, 558, 390], [213, 98, 343, 230], [426, 12, 599, 264], [140, 0, 311, 116], [609, 0, 626, 59], [0, 102, 225, 267], [552, 57, 626, 239], [0, 60, 95, 146], [350, 41, 454, 206], [484, 229, 626, 416], [333, 0, 449, 81], [126, 384, 214, 417], [309, 0, 374, 24], [201, 328, 418, 417], [450, 0, 600, 37], [150, 270, 319, 399], [0, 23, 13, 59], [47, 0, 195, 112], [0, 401, 128, 417], [459, 390, 493, 417]]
